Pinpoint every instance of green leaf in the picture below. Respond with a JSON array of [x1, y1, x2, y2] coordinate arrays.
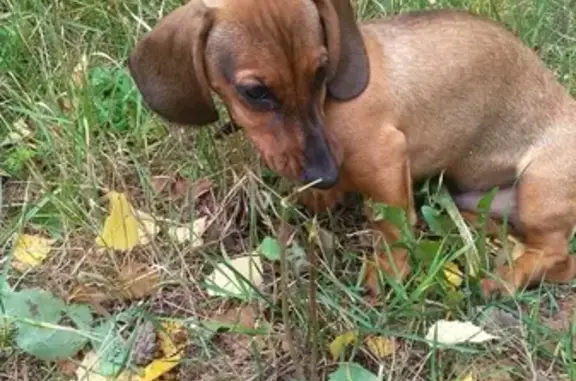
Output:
[[328, 363, 378, 381], [2, 289, 94, 361], [66, 304, 93, 331], [15, 323, 87, 361], [3, 288, 65, 323], [259, 236, 282, 261], [91, 318, 131, 377], [421, 205, 446, 235]]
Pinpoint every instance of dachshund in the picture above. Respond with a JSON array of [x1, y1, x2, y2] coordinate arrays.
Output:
[[127, 0, 576, 298]]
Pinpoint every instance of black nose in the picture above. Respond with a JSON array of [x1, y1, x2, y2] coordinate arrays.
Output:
[[301, 165, 340, 189]]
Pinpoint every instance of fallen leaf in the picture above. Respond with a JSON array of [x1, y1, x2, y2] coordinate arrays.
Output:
[[95, 191, 159, 251], [150, 175, 172, 194], [0, 118, 33, 147], [75, 350, 108, 381], [11, 234, 56, 272], [133, 211, 161, 246], [444, 262, 463, 288], [150, 174, 212, 201], [118, 260, 160, 300], [167, 215, 208, 246], [425, 319, 500, 346], [57, 359, 78, 377], [67, 284, 110, 315], [205, 255, 263, 299], [365, 335, 395, 359], [134, 354, 181, 381], [328, 363, 378, 381], [214, 304, 258, 330], [158, 320, 188, 357], [476, 306, 522, 336], [258, 236, 282, 261], [329, 331, 358, 361]]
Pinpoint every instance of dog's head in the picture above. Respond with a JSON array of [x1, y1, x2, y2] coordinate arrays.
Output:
[[128, 0, 369, 189]]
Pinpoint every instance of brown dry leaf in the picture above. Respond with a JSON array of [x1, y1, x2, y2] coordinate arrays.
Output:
[[56, 359, 78, 377], [214, 304, 258, 330], [118, 260, 161, 300], [150, 174, 212, 201], [150, 175, 172, 194], [67, 284, 112, 315]]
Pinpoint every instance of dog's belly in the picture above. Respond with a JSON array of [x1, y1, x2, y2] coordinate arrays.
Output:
[[451, 187, 521, 232]]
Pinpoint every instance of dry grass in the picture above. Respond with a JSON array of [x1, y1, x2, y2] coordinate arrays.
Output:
[[1, 0, 576, 380]]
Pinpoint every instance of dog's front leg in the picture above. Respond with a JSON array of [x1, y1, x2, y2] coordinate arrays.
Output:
[[351, 126, 417, 297], [296, 186, 344, 214]]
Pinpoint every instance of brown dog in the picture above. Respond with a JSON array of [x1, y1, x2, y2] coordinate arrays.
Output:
[[127, 0, 576, 297]]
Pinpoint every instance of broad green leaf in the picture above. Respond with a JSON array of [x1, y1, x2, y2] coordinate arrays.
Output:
[[2, 289, 93, 361], [66, 304, 93, 331], [328, 363, 378, 381], [3, 288, 65, 323], [91, 318, 131, 377], [15, 323, 87, 360], [259, 236, 282, 261]]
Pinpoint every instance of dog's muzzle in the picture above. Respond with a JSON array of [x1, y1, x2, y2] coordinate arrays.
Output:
[[300, 123, 340, 189]]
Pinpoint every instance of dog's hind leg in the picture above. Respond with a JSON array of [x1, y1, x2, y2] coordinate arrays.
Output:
[[482, 143, 576, 296]]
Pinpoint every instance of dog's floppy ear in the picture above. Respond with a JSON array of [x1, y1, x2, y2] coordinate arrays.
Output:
[[315, 0, 369, 100], [128, 0, 218, 126]]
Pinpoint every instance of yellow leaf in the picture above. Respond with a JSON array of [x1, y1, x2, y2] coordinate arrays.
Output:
[[12, 234, 56, 272], [135, 354, 182, 381], [158, 320, 188, 357], [444, 262, 463, 288], [95, 192, 158, 251], [167, 215, 208, 246], [329, 330, 358, 361], [365, 335, 395, 359], [206, 255, 263, 298]]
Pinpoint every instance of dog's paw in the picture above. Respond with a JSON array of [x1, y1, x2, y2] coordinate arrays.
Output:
[[295, 188, 341, 214]]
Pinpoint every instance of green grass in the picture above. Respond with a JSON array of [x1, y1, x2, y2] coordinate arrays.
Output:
[[1, 0, 576, 380]]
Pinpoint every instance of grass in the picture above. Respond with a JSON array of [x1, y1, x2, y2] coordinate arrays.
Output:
[[1, 0, 576, 380]]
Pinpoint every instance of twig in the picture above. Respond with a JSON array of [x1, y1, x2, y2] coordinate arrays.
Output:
[[279, 213, 306, 381], [307, 219, 319, 381]]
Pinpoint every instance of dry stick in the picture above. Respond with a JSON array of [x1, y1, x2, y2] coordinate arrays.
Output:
[[279, 211, 306, 381], [307, 221, 319, 381]]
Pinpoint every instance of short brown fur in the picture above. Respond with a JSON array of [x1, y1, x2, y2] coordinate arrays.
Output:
[[128, 0, 576, 298]]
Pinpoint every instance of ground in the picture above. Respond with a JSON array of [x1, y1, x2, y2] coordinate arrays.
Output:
[[1, 0, 576, 380]]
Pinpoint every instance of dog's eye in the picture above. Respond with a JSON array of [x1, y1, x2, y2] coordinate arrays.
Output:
[[244, 85, 269, 100], [237, 84, 277, 110]]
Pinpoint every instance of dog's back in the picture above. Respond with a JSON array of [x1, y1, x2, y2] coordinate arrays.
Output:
[[347, 9, 573, 189]]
